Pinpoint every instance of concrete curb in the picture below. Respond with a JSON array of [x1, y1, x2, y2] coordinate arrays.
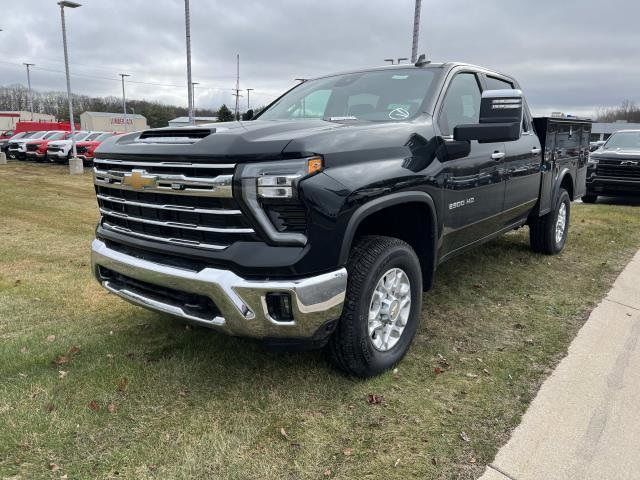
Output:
[[478, 249, 640, 480]]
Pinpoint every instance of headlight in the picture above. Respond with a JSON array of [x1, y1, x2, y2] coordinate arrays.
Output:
[[588, 156, 599, 165], [236, 156, 323, 246]]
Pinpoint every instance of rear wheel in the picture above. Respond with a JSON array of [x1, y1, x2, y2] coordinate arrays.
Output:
[[529, 188, 571, 254], [326, 236, 423, 377], [581, 193, 598, 204]]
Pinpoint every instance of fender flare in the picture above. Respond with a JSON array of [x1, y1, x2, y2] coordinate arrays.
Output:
[[338, 191, 439, 288], [555, 168, 575, 200]]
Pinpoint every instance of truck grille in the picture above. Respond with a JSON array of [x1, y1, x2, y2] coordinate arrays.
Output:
[[26, 143, 39, 152], [47, 146, 62, 153], [76, 145, 88, 154], [597, 158, 640, 179], [94, 157, 257, 251]]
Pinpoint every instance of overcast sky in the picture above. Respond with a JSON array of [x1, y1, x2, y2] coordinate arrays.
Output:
[[1, 0, 638, 117]]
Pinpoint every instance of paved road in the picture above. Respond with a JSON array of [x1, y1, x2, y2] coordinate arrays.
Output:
[[480, 249, 640, 480]]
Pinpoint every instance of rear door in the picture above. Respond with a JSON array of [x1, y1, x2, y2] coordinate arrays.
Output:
[[436, 71, 507, 255]]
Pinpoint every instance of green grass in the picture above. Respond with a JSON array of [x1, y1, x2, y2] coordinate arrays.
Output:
[[1, 162, 639, 480]]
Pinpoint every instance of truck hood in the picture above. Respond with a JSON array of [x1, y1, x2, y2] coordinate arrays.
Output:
[[95, 118, 424, 163], [591, 149, 640, 161], [48, 139, 75, 147]]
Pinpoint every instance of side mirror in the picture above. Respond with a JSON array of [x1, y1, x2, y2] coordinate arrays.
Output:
[[454, 89, 523, 143]]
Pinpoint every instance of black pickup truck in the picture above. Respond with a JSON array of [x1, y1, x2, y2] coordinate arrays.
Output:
[[583, 129, 640, 202], [91, 61, 590, 377]]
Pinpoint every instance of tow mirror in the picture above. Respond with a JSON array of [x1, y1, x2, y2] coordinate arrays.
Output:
[[454, 89, 523, 143]]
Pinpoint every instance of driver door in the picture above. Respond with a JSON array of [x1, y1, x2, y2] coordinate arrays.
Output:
[[437, 71, 507, 256]]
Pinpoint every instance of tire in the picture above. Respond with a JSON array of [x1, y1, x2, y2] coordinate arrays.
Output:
[[529, 188, 571, 255], [581, 194, 598, 204], [326, 236, 423, 377]]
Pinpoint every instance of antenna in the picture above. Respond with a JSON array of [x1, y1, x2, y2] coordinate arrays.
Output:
[[415, 53, 430, 67]]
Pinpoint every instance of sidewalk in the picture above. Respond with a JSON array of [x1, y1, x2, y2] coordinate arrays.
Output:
[[480, 249, 640, 480]]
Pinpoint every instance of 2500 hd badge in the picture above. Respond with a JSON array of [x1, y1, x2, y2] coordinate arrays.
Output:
[[91, 59, 590, 377]]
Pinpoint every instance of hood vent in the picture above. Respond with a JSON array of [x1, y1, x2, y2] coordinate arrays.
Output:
[[137, 128, 214, 144]]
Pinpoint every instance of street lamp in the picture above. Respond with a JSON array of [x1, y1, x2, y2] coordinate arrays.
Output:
[[57, 0, 82, 175], [24, 63, 35, 120], [119, 73, 130, 132], [184, 0, 194, 125], [411, 0, 422, 63], [191, 82, 199, 118], [246, 88, 254, 111]]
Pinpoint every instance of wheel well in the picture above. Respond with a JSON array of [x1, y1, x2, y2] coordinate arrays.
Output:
[[560, 173, 574, 200], [351, 202, 436, 291]]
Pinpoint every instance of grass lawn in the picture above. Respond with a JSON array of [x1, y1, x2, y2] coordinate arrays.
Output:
[[1, 162, 639, 480]]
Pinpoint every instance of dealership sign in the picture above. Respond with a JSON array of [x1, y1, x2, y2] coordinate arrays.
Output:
[[110, 117, 134, 125]]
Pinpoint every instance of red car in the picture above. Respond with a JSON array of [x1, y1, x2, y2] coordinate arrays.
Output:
[[75, 132, 122, 165], [25, 131, 70, 162]]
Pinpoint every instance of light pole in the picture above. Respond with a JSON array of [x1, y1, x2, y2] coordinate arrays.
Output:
[[410, 0, 422, 63], [246, 88, 254, 111], [191, 82, 199, 118], [119, 73, 130, 132], [24, 63, 35, 120], [58, 1, 82, 175], [184, 0, 194, 125]]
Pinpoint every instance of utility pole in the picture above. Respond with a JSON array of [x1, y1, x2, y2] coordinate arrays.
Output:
[[119, 73, 130, 132], [58, 1, 82, 175], [24, 63, 35, 120], [184, 0, 194, 125], [191, 82, 199, 117], [233, 53, 240, 121], [246, 88, 254, 111], [411, 0, 422, 63]]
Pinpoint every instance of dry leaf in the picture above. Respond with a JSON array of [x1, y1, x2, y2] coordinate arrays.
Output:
[[53, 355, 68, 366], [280, 427, 289, 439], [61, 475, 68, 479], [323, 469, 332, 477], [88, 400, 100, 412], [46, 335, 56, 342], [460, 431, 470, 442], [68, 346, 80, 355], [116, 377, 129, 392], [394, 458, 401, 467], [431, 458, 437, 466], [466, 373, 478, 379], [343, 448, 353, 456], [44, 402, 55, 413], [20, 346, 28, 353], [434, 367, 444, 375], [107, 403, 117, 413], [483, 368, 490, 375], [178, 388, 189, 397], [366, 394, 384, 405], [58, 371, 67, 379], [49, 463, 60, 471], [469, 457, 477, 464]]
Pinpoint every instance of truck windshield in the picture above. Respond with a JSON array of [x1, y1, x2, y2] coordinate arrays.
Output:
[[259, 68, 437, 122], [603, 131, 640, 151]]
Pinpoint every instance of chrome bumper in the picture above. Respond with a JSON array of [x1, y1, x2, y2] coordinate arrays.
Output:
[[91, 239, 347, 338]]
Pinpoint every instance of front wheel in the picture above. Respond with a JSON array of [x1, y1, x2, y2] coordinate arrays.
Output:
[[326, 236, 423, 377], [529, 188, 571, 255]]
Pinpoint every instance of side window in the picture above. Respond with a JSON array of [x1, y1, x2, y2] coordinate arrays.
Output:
[[485, 76, 514, 91], [438, 73, 481, 136]]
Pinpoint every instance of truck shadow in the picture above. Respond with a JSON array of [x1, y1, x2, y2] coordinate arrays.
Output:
[[591, 195, 640, 206]]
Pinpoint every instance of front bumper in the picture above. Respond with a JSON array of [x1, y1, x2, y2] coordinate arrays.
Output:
[[587, 175, 640, 195], [91, 239, 347, 339]]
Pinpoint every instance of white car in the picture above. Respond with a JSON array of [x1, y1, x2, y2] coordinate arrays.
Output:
[[47, 131, 102, 163], [7, 131, 59, 160]]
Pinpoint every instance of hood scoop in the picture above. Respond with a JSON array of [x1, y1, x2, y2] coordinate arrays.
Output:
[[136, 128, 215, 144]]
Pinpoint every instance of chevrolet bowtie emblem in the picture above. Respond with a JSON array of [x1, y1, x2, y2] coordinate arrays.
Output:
[[621, 160, 638, 166], [122, 169, 157, 190]]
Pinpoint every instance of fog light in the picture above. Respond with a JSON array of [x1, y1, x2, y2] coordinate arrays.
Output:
[[265, 292, 294, 322]]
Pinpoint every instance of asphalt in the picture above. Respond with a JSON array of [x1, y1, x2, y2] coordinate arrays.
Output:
[[479, 249, 640, 480]]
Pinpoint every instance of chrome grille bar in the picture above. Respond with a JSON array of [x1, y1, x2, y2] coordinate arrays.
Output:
[[102, 222, 228, 251], [96, 193, 242, 216], [94, 158, 236, 169], [99, 207, 254, 234], [93, 168, 233, 198]]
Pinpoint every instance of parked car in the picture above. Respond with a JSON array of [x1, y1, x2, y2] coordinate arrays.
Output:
[[25, 131, 70, 162], [1, 131, 28, 153], [583, 129, 640, 203], [90, 61, 589, 377], [7, 131, 59, 160], [46, 131, 94, 163], [75, 132, 121, 165]]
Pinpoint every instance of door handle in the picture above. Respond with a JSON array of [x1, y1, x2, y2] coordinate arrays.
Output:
[[491, 151, 505, 160], [531, 147, 541, 155]]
